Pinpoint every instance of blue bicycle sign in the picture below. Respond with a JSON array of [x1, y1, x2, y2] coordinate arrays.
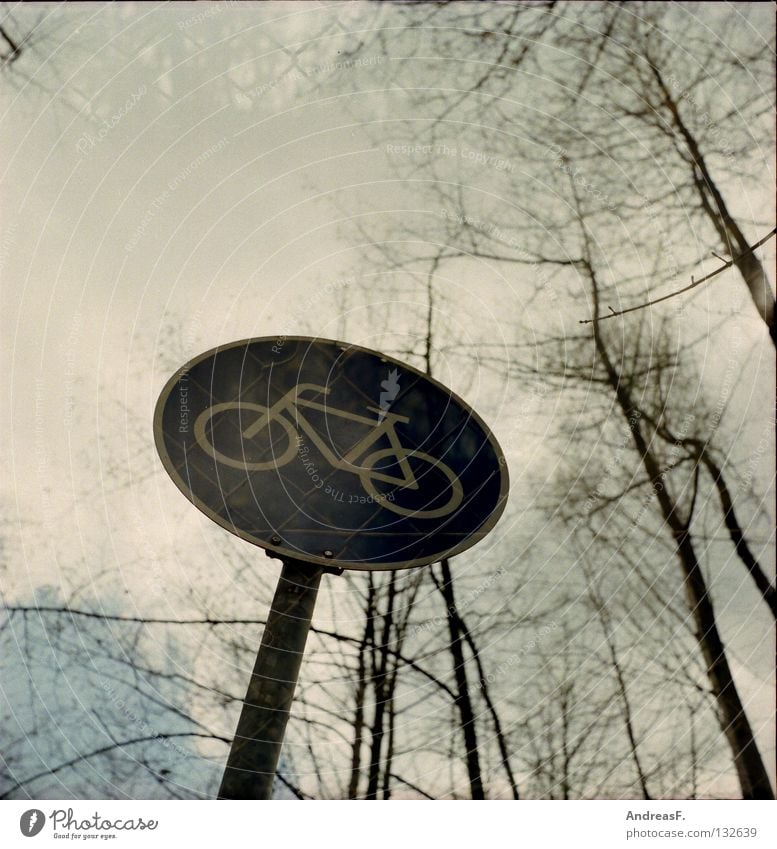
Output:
[[155, 337, 508, 570]]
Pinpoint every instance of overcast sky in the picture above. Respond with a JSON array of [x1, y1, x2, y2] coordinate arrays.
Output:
[[2, 2, 774, 798]]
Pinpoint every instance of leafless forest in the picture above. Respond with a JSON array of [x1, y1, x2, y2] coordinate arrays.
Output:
[[1, 1, 774, 800]]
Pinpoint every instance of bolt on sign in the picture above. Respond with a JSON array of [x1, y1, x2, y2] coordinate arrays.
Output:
[[154, 336, 509, 798], [155, 337, 509, 570]]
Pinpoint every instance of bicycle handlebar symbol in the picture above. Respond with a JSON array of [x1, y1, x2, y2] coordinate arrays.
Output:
[[193, 383, 464, 519]]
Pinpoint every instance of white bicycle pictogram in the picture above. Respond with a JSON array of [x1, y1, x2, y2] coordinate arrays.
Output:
[[193, 383, 464, 519]]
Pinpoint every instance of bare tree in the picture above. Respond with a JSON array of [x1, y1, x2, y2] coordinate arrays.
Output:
[[573, 181, 772, 796], [553, 2, 776, 341], [4, 0, 772, 801], [340, 0, 774, 798]]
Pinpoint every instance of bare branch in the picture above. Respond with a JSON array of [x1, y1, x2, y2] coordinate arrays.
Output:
[[580, 228, 776, 325], [0, 733, 229, 800]]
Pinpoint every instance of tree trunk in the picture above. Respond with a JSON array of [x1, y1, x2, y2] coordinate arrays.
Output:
[[365, 573, 396, 800], [460, 619, 520, 798], [700, 451, 777, 618], [437, 558, 485, 799], [381, 670, 397, 800], [586, 258, 774, 799], [651, 63, 775, 344], [423, 259, 487, 799], [347, 580, 375, 798], [592, 593, 651, 799]]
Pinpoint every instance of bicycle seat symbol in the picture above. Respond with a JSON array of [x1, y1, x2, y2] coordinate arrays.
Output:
[[193, 383, 464, 519]]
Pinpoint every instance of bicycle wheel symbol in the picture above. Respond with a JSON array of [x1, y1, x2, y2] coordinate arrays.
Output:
[[193, 402, 297, 471], [359, 448, 463, 519]]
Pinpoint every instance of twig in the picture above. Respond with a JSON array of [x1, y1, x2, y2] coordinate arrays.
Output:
[[388, 773, 436, 800], [579, 227, 776, 325], [0, 24, 22, 65], [275, 772, 310, 800], [2, 604, 265, 626], [3, 604, 457, 699], [0, 733, 229, 799]]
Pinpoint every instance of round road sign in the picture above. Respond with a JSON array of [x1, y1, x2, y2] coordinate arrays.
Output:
[[154, 336, 508, 570]]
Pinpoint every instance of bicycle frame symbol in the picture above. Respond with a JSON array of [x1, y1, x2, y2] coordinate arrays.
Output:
[[193, 383, 464, 519]]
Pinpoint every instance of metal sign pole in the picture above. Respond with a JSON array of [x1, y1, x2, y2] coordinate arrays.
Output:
[[218, 558, 325, 800]]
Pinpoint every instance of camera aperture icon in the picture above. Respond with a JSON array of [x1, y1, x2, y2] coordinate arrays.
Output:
[[378, 369, 400, 421], [20, 809, 46, 837]]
